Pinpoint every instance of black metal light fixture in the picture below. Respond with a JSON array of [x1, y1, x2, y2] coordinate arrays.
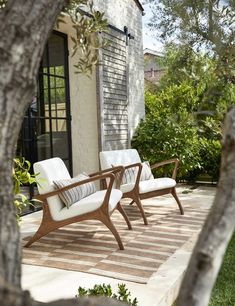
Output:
[[124, 26, 134, 45]]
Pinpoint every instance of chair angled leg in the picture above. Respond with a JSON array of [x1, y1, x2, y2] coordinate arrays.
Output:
[[172, 187, 184, 215], [117, 202, 132, 230], [100, 213, 124, 250], [129, 200, 135, 205], [24, 223, 50, 247], [133, 195, 148, 225]]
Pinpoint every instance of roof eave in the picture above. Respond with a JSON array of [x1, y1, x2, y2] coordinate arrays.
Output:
[[133, 0, 144, 14]]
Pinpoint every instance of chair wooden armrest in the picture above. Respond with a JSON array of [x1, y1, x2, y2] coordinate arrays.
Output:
[[89, 165, 125, 177], [90, 166, 125, 189], [123, 162, 143, 190], [151, 158, 179, 180]]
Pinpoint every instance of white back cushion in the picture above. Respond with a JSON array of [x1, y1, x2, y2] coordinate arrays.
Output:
[[100, 149, 141, 169], [33, 157, 71, 220]]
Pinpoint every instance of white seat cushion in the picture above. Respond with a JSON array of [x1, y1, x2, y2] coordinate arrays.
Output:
[[120, 178, 176, 194], [120, 183, 135, 194], [52, 189, 122, 221], [139, 178, 176, 194]]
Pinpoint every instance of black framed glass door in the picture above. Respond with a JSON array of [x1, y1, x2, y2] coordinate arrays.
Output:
[[18, 31, 72, 173]]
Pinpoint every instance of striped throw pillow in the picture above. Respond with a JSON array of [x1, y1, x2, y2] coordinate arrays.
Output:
[[112, 161, 153, 185], [140, 161, 154, 181], [122, 167, 137, 185], [53, 173, 96, 208], [111, 164, 137, 185]]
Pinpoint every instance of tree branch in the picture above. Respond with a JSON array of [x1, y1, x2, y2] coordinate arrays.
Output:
[[43, 297, 125, 306], [0, 282, 124, 306], [176, 107, 235, 306]]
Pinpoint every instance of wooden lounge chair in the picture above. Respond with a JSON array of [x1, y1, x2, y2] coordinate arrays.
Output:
[[100, 149, 184, 225], [24, 157, 132, 250]]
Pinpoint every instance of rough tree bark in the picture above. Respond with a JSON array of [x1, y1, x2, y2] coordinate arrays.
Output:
[[176, 108, 235, 306], [0, 0, 66, 290], [0, 2, 123, 305]]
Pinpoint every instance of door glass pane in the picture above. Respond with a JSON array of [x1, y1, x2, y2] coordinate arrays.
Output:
[[51, 119, 68, 160], [36, 119, 51, 161], [55, 66, 65, 76], [48, 35, 65, 76]]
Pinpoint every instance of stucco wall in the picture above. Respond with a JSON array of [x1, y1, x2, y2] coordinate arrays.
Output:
[[94, 0, 145, 141], [56, 0, 145, 174], [57, 17, 99, 175]]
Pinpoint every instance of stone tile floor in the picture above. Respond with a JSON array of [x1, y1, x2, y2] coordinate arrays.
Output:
[[21, 184, 216, 306]]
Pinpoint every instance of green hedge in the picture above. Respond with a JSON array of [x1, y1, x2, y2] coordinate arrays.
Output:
[[132, 88, 222, 182], [132, 116, 201, 180]]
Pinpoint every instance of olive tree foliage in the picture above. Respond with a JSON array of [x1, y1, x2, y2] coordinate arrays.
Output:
[[60, 0, 108, 74], [147, 0, 235, 83], [0, 1, 116, 306]]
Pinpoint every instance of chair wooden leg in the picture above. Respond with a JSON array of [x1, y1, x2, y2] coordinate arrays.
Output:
[[24, 224, 50, 247], [100, 213, 124, 250], [117, 202, 132, 230], [172, 187, 184, 215], [133, 195, 148, 225], [129, 200, 135, 205]]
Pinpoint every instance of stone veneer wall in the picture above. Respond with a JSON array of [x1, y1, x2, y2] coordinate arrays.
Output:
[[95, 0, 145, 143]]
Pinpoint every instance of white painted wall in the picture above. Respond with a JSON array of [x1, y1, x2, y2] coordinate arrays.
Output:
[[54, 0, 145, 174], [57, 17, 99, 175]]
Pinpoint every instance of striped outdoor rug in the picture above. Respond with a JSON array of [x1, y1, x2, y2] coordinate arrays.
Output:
[[22, 201, 210, 284]]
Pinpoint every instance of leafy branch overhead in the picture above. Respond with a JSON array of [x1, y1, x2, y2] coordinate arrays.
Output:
[[0, 0, 109, 75], [60, 0, 109, 74], [147, 0, 235, 83]]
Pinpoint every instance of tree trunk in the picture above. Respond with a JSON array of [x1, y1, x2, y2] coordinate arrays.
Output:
[[0, 0, 66, 289], [176, 108, 235, 306], [0, 2, 125, 305]]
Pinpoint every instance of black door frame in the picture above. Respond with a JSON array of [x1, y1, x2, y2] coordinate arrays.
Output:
[[19, 30, 73, 175], [38, 30, 72, 174]]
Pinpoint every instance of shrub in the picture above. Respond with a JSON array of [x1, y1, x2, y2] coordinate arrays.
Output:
[[77, 283, 138, 306], [136, 46, 234, 182], [145, 82, 199, 117], [133, 70, 226, 182], [198, 138, 221, 182], [13, 157, 39, 222], [132, 115, 202, 180]]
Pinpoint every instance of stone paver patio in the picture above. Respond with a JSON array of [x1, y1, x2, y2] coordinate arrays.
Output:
[[21, 185, 216, 306]]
